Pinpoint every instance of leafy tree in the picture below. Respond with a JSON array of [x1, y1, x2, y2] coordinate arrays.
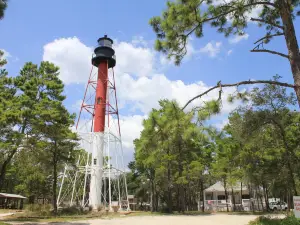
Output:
[[134, 99, 213, 213], [0, 61, 78, 214], [0, 62, 73, 190], [150, 0, 300, 107], [6, 143, 52, 203], [40, 120, 78, 214], [0, 51, 19, 189], [0, 0, 7, 20], [223, 83, 300, 209], [25, 62, 79, 214]]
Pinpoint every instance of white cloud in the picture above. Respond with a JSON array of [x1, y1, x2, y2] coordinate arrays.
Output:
[[114, 41, 155, 77], [229, 33, 249, 44], [199, 42, 222, 58], [120, 115, 146, 149], [131, 36, 149, 48], [43, 37, 92, 84], [116, 73, 238, 114], [227, 49, 233, 55]]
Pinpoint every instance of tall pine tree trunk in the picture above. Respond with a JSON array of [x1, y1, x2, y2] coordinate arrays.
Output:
[[53, 141, 58, 215], [280, 1, 300, 107], [0, 123, 26, 189], [224, 179, 229, 212], [167, 148, 173, 213], [151, 180, 155, 212], [231, 188, 236, 212], [200, 179, 205, 212], [0, 148, 17, 189], [240, 182, 243, 206]]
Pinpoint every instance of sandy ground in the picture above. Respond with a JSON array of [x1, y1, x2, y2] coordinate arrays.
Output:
[[84, 215, 259, 225], [1, 214, 286, 225], [2, 214, 260, 225], [0, 213, 14, 218]]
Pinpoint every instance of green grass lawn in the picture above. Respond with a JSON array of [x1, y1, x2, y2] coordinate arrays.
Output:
[[0, 222, 9, 225]]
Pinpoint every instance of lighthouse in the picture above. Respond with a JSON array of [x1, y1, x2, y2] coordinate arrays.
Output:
[[89, 35, 116, 209], [57, 35, 128, 211]]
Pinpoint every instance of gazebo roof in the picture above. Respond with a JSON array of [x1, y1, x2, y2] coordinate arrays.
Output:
[[204, 181, 248, 192], [0, 193, 26, 199]]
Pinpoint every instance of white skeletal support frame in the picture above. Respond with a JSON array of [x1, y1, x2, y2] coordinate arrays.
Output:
[[57, 130, 130, 211]]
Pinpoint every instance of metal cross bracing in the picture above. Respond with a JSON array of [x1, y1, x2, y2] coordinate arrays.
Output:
[[57, 63, 129, 211], [76, 66, 121, 136]]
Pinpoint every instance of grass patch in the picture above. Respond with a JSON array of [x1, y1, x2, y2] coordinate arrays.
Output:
[[1, 211, 148, 223], [0, 209, 15, 213], [0, 222, 9, 225], [248, 216, 300, 225]]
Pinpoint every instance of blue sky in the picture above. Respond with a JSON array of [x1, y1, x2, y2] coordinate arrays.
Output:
[[1, 0, 299, 163]]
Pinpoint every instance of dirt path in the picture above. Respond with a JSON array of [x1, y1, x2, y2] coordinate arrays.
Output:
[[3, 214, 287, 225], [86, 214, 258, 225], [0, 213, 14, 218], [5, 214, 261, 225]]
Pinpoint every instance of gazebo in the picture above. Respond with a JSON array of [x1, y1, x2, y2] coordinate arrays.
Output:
[[0, 193, 26, 209]]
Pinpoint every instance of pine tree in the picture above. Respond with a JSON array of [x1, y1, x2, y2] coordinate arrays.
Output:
[[0, 0, 7, 20], [150, 0, 300, 107]]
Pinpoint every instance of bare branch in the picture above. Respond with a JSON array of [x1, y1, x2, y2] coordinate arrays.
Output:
[[250, 49, 289, 59], [182, 80, 296, 110], [250, 18, 284, 30], [254, 32, 284, 44]]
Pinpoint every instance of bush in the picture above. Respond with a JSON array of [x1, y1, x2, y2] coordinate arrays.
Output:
[[25, 204, 52, 216], [280, 216, 300, 225], [249, 216, 300, 225], [59, 206, 86, 215]]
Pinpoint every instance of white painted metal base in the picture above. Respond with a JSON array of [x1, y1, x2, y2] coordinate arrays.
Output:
[[89, 132, 104, 210]]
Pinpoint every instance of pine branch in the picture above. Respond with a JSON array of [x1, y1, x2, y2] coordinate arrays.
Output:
[[250, 49, 289, 59], [250, 18, 284, 30], [186, 2, 278, 37], [182, 80, 296, 110], [254, 33, 284, 44]]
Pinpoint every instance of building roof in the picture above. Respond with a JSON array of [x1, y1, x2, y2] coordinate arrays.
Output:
[[204, 181, 248, 192], [0, 193, 27, 199]]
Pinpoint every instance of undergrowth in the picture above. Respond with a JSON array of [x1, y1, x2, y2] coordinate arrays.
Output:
[[249, 216, 300, 225]]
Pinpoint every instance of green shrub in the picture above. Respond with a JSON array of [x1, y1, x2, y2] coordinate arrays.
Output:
[[58, 206, 86, 216], [249, 216, 300, 225], [25, 204, 52, 216], [280, 216, 300, 225]]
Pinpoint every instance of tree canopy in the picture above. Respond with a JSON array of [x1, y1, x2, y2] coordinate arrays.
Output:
[[0, 59, 78, 213], [150, 0, 300, 107]]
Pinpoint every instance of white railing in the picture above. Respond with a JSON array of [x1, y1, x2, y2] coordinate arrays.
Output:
[[203, 199, 251, 211]]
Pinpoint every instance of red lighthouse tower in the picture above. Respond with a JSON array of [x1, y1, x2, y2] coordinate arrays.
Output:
[[92, 35, 116, 132]]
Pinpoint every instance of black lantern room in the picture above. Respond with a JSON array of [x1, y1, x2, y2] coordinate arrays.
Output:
[[92, 35, 116, 68]]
